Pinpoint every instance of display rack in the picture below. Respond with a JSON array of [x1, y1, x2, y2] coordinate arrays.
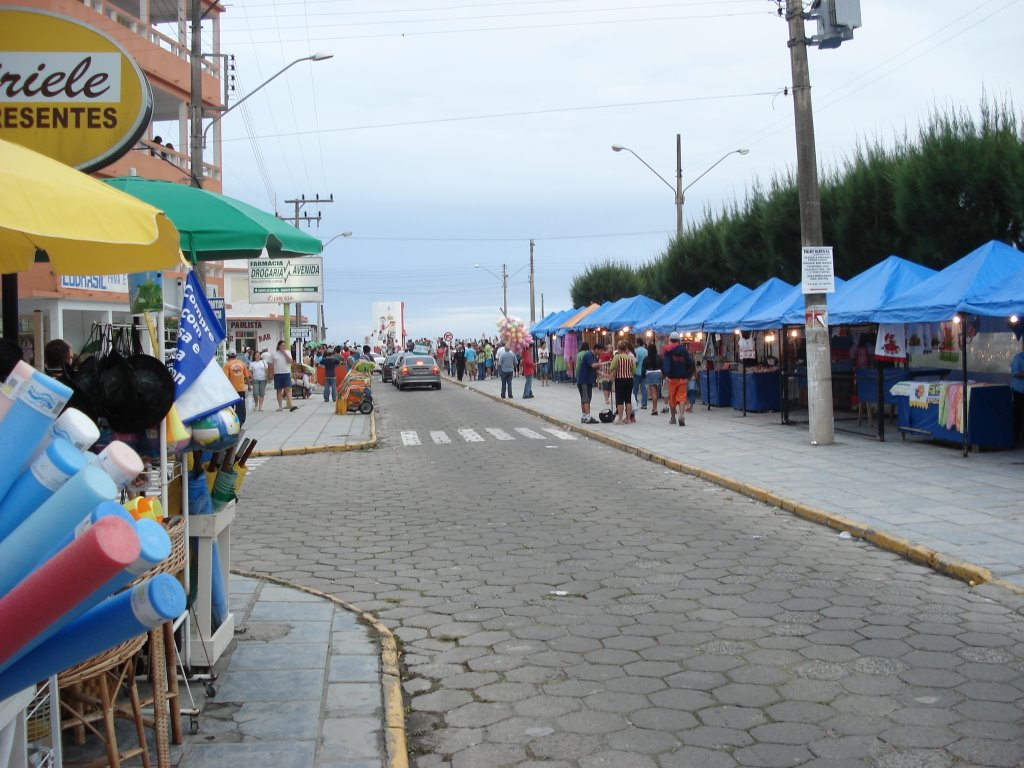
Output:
[[188, 501, 235, 667]]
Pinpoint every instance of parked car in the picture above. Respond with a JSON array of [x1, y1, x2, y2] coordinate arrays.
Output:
[[381, 353, 400, 383], [393, 354, 441, 391]]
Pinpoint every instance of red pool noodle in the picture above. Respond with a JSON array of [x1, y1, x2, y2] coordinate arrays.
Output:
[[0, 515, 140, 667]]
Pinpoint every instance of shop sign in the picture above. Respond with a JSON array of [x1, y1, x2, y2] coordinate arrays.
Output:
[[0, 8, 154, 171], [208, 297, 226, 334], [229, 320, 264, 330], [60, 273, 129, 293], [247, 257, 323, 304]]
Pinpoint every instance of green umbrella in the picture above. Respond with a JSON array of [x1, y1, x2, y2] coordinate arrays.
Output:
[[102, 177, 322, 262]]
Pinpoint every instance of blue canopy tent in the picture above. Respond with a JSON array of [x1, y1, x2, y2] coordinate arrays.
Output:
[[959, 264, 1024, 319], [602, 295, 664, 331], [678, 284, 752, 332], [827, 256, 937, 326], [531, 307, 579, 336], [703, 278, 794, 334], [872, 241, 1024, 455], [634, 292, 692, 334], [873, 241, 1024, 323], [573, 300, 619, 331], [741, 278, 847, 330]]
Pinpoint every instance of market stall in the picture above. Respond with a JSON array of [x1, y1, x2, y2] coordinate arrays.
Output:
[[891, 380, 1015, 450]]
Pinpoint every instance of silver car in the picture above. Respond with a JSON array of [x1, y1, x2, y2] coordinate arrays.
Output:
[[393, 354, 441, 390]]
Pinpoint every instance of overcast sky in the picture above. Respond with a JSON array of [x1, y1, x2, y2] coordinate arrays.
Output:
[[216, 0, 1022, 344]]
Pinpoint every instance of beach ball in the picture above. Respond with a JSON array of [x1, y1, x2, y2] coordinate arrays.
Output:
[[189, 407, 240, 451]]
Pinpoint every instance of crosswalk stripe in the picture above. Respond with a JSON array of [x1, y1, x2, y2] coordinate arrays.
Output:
[[457, 428, 484, 442], [430, 431, 451, 444], [542, 427, 576, 441], [485, 428, 514, 441], [514, 428, 545, 439], [401, 431, 421, 446]]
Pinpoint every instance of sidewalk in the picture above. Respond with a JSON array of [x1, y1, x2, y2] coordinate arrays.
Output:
[[453, 373, 1024, 592]]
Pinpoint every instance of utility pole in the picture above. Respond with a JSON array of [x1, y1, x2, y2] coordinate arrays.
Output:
[[501, 263, 509, 318], [528, 239, 536, 323], [786, 0, 834, 446], [281, 193, 333, 410], [188, 0, 206, 288]]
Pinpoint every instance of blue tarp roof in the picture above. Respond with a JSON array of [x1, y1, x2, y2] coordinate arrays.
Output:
[[678, 284, 752, 331], [704, 278, 794, 333], [826, 256, 936, 326], [577, 295, 663, 330], [634, 292, 693, 333], [874, 241, 1024, 323], [531, 307, 579, 335], [959, 264, 1024, 318], [741, 277, 847, 330]]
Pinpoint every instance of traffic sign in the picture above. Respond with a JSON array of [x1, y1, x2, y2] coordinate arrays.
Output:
[[443, 331, 454, 341]]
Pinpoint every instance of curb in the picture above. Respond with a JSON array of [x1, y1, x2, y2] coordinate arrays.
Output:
[[231, 569, 408, 768], [465, 380, 1016, 594], [249, 408, 379, 458]]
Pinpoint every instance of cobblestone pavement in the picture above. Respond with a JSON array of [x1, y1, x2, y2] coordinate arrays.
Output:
[[233, 384, 1024, 768]]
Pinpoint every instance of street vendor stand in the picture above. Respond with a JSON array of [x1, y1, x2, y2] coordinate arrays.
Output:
[[892, 380, 1015, 451]]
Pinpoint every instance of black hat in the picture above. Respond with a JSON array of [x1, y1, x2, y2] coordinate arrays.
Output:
[[227, 350, 237, 357], [101, 351, 175, 433]]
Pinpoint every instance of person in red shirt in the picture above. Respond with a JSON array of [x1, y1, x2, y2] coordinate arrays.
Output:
[[222, 350, 251, 425], [521, 344, 536, 398]]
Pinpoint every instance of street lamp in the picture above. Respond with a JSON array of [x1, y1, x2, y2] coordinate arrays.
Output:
[[474, 263, 509, 316], [322, 231, 352, 248], [191, 51, 333, 187], [316, 231, 351, 341], [612, 134, 749, 237]]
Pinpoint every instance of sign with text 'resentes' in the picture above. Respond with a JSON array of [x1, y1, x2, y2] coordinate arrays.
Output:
[[248, 257, 323, 304], [0, 8, 154, 171], [801, 246, 836, 294]]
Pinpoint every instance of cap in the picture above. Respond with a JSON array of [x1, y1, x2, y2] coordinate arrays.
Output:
[[669, 332, 680, 341], [227, 351, 236, 357]]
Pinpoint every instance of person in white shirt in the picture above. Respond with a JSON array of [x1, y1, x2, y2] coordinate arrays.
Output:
[[249, 355, 269, 412], [270, 340, 293, 411]]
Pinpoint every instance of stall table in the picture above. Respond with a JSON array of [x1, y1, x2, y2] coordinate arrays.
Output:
[[891, 380, 1014, 451], [856, 367, 951, 426], [699, 369, 732, 407], [730, 369, 781, 413]]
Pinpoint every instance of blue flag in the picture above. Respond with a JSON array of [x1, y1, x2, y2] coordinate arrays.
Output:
[[169, 271, 239, 423]]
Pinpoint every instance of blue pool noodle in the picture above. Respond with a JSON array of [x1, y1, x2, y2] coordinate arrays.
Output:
[[0, 573, 185, 701], [0, 371, 71, 502], [0, 438, 87, 542]]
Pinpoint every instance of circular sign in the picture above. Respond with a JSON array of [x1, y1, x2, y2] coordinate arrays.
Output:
[[0, 8, 154, 172], [443, 331, 454, 341]]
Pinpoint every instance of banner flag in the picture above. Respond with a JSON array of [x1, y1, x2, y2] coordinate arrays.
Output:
[[168, 271, 240, 423]]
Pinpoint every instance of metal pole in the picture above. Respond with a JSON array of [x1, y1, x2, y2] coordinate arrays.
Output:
[[502, 263, 508, 317], [675, 133, 683, 238], [528, 240, 536, 324], [786, 0, 834, 446]]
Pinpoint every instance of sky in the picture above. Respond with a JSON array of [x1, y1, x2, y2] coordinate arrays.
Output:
[[213, 0, 1022, 344]]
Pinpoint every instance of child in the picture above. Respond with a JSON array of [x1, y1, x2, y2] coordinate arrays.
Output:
[[685, 372, 698, 413]]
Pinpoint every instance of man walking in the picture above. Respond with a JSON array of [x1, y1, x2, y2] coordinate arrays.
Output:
[[223, 350, 251, 425], [662, 332, 694, 426], [521, 343, 535, 398], [496, 344, 517, 398]]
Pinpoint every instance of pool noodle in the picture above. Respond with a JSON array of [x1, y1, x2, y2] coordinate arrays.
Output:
[[51, 501, 135, 556], [0, 465, 118, 596], [0, 361, 34, 421], [0, 438, 87, 542], [0, 573, 185, 701], [0, 367, 71, 501], [96, 441, 145, 490], [0, 515, 140, 668], [28, 408, 100, 464], [0, 518, 170, 675]]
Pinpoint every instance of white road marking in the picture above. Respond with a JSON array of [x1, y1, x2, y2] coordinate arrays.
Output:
[[542, 427, 576, 441], [514, 428, 546, 439], [400, 431, 421, 446], [485, 428, 515, 441], [458, 428, 485, 442], [430, 431, 451, 444]]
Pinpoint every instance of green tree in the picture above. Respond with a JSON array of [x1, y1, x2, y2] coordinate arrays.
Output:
[[570, 260, 642, 306]]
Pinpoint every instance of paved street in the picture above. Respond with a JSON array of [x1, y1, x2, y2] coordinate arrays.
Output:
[[233, 382, 1024, 768]]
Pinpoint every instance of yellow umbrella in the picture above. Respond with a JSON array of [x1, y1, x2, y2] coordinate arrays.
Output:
[[0, 138, 183, 275]]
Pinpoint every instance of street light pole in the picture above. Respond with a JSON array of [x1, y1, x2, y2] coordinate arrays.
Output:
[[317, 231, 351, 340], [474, 263, 509, 316], [612, 137, 749, 237]]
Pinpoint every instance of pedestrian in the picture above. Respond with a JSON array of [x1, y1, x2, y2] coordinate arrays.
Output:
[[484, 341, 494, 380], [321, 346, 342, 403], [609, 340, 637, 423], [270, 340, 293, 412], [596, 343, 613, 406], [465, 343, 478, 380], [496, 344, 517, 398], [222, 350, 251, 425], [477, 342, 487, 381], [43, 338, 73, 377], [633, 337, 648, 409], [686, 369, 699, 413], [1011, 337, 1024, 442], [662, 331, 695, 426], [248, 352, 268, 412], [454, 343, 466, 382], [575, 342, 599, 424], [521, 344, 535, 398], [538, 340, 550, 387], [645, 341, 663, 416]]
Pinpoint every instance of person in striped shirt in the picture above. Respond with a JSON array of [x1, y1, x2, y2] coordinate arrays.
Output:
[[608, 340, 637, 424]]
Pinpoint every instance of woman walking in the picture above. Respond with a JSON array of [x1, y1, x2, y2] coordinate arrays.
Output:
[[608, 340, 637, 424], [645, 341, 663, 416]]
